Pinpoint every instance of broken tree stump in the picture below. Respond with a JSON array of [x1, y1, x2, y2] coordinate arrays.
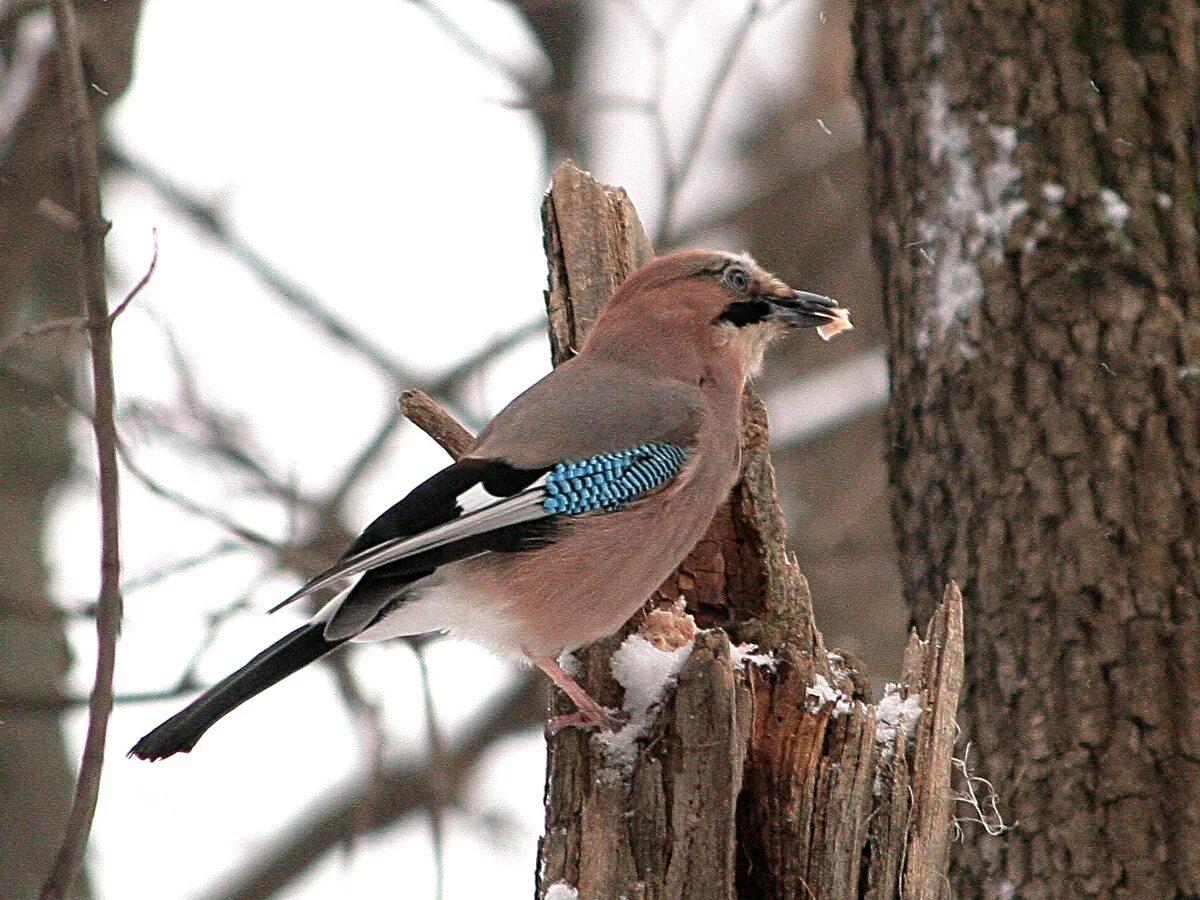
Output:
[[534, 161, 964, 900]]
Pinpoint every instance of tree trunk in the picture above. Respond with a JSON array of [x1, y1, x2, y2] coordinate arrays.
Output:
[[534, 162, 964, 900], [854, 3, 1200, 897]]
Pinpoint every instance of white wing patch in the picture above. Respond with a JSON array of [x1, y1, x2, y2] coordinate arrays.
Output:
[[456, 480, 528, 515]]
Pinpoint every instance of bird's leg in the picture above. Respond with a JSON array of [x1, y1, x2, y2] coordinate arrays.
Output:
[[527, 653, 627, 733]]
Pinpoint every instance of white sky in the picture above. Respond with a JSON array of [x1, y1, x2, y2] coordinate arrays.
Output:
[[46, 1, 815, 897]]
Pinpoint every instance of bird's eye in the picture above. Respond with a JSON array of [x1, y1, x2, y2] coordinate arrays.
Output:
[[724, 267, 751, 293]]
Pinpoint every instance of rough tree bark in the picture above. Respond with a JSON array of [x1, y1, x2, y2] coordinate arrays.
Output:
[[534, 161, 964, 899], [854, 3, 1200, 897]]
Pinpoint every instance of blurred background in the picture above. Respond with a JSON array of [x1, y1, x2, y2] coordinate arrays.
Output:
[[0, 0, 908, 896]]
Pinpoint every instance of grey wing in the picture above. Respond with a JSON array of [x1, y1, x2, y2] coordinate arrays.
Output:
[[468, 355, 703, 469], [296, 360, 702, 642]]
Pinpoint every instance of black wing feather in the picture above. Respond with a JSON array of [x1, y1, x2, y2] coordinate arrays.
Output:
[[129, 623, 342, 760], [341, 517, 562, 632], [345, 458, 513, 556], [271, 457, 551, 615], [320, 457, 559, 639]]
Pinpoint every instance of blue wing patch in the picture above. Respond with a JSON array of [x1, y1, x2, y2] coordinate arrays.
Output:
[[276, 442, 692, 629], [542, 442, 689, 515]]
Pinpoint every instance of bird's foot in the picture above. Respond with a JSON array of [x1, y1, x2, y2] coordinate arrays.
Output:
[[547, 705, 629, 734], [527, 652, 630, 733]]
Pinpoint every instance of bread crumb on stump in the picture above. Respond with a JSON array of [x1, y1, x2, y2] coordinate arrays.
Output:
[[641, 598, 697, 651]]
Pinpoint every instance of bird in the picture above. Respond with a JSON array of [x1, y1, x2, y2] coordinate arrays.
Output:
[[129, 249, 851, 761]]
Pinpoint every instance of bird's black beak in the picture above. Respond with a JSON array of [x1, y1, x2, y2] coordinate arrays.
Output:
[[769, 290, 853, 338], [769, 290, 853, 340], [715, 287, 852, 338], [771, 290, 839, 327]]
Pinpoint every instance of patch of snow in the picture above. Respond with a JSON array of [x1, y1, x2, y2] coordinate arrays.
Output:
[[919, 82, 983, 353], [979, 126, 1029, 258], [557, 649, 581, 678], [998, 881, 1016, 900], [1156, 192, 1174, 210], [876, 685, 923, 744], [806, 673, 855, 717], [806, 674, 839, 707], [918, 82, 1027, 355], [1098, 188, 1130, 229], [1042, 182, 1066, 204], [600, 633, 694, 770], [976, 127, 1026, 239], [1022, 218, 1050, 255], [545, 883, 579, 900], [1177, 363, 1200, 382], [873, 684, 924, 796], [730, 642, 778, 672]]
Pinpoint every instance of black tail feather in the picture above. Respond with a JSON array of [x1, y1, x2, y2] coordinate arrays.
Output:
[[129, 623, 342, 761]]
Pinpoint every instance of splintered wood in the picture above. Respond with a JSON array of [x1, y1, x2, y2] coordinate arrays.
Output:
[[535, 162, 964, 900]]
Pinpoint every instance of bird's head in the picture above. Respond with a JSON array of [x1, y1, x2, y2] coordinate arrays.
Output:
[[587, 249, 851, 379]]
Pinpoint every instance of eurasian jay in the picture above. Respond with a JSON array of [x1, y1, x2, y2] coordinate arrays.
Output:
[[130, 249, 851, 761]]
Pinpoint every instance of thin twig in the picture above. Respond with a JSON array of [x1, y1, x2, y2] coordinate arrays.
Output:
[[114, 438, 283, 553], [4, 684, 213, 714], [340, 667, 387, 867], [657, 0, 765, 244], [429, 318, 545, 403], [119, 540, 246, 594], [115, 140, 544, 528], [41, 1, 124, 895], [205, 674, 546, 900], [324, 317, 541, 508], [666, 133, 862, 248], [406, 0, 535, 93], [611, 0, 675, 231], [106, 145, 418, 385], [108, 228, 158, 321], [7, 354, 299, 558], [416, 645, 448, 900], [400, 389, 475, 458]]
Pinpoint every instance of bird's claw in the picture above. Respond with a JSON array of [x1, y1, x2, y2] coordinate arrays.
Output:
[[548, 706, 629, 734]]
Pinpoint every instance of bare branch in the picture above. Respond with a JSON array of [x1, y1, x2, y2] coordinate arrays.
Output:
[[406, 0, 537, 93], [657, 0, 766, 244], [324, 317, 541, 508], [40, 0, 124, 895], [205, 674, 547, 900], [400, 389, 475, 459], [114, 438, 284, 553], [119, 540, 246, 594], [665, 127, 862, 248], [106, 145, 419, 385], [4, 684, 211, 714], [416, 646, 448, 900]]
